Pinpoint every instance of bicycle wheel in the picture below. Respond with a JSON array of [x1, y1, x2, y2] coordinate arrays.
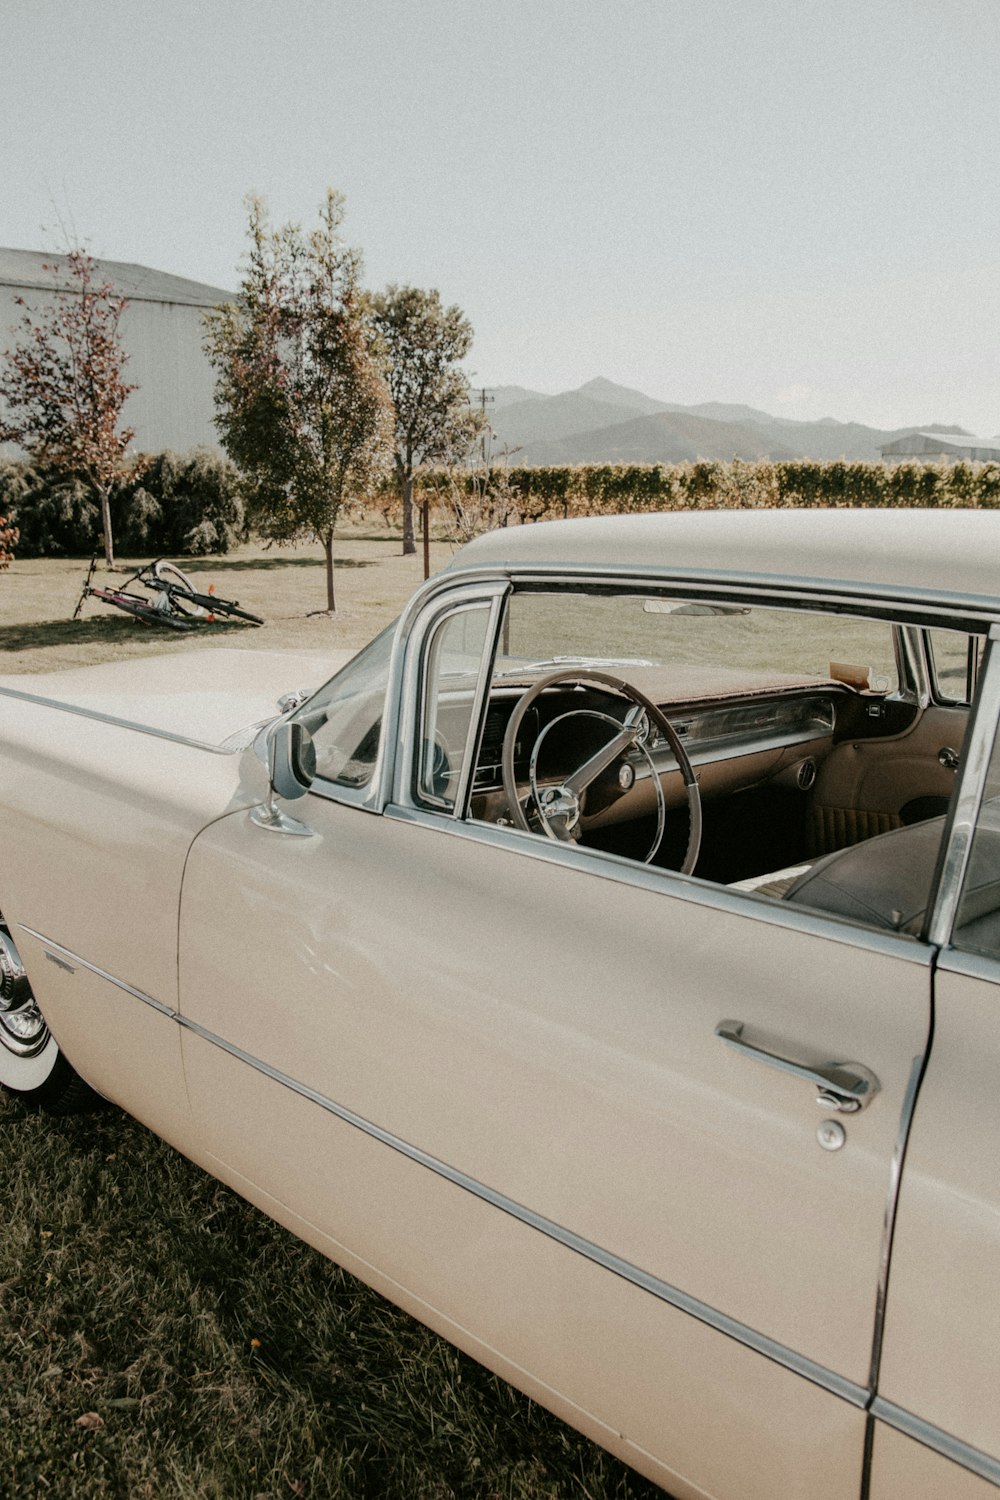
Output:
[[152, 560, 209, 619]]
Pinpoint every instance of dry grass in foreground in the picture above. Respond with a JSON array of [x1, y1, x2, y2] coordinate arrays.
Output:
[[0, 522, 459, 678], [0, 1092, 664, 1500]]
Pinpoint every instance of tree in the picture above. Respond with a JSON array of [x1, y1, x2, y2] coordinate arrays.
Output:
[[204, 192, 393, 612], [0, 250, 135, 568], [370, 285, 481, 555], [0, 512, 16, 570], [443, 459, 517, 544]]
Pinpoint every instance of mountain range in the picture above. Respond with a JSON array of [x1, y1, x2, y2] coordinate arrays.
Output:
[[481, 377, 972, 466]]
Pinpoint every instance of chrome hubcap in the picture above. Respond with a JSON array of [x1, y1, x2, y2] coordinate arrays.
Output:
[[0, 929, 49, 1058]]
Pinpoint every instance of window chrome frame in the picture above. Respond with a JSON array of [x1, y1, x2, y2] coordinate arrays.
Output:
[[305, 558, 1000, 836], [926, 629, 1000, 949], [894, 625, 932, 709], [391, 579, 509, 817], [412, 596, 505, 815]]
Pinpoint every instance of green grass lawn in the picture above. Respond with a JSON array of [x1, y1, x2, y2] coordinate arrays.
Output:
[[0, 523, 666, 1500]]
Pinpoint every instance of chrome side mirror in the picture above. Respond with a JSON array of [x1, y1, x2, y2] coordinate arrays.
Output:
[[250, 722, 316, 836], [269, 721, 316, 800]]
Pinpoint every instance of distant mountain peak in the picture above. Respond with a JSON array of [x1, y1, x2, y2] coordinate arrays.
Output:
[[572, 377, 671, 415], [578, 376, 626, 395], [483, 378, 982, 465]]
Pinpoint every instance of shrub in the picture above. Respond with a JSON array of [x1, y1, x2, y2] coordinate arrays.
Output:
[[0, 450, 245, 558], [0, 460, 100, 556], [115, 450, 246, 556]]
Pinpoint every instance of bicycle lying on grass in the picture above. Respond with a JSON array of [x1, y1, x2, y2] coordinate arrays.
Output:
[[73, 557, 265, 631]]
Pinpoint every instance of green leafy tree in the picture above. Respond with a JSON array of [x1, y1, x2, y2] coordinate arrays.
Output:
[[204, 191, 393, 611], [370, 285, 481, 555], [0, 250, 135, 567]]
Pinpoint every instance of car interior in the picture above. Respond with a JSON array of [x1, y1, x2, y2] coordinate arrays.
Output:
[[459, 590, 975, 936], [305, 586, 983, 941]]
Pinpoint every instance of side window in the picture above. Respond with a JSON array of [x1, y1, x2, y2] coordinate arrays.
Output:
[[953, 724, 1000, 959], [470, 586, 954, 933], [298, 624, 394, 788], [416, 604, 492, 812], [926, 628, 983, 704]]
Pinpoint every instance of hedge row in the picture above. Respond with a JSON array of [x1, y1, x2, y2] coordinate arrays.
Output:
[[4, 456, 1000, 560], [411, 458, 1000, 523], [0, 450, 245, 558]]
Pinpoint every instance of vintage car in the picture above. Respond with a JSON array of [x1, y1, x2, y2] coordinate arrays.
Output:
[[0, 508, 998, 1500]]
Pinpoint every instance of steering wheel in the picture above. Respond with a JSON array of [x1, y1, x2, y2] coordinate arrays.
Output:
[[500, 668, 702, 873]]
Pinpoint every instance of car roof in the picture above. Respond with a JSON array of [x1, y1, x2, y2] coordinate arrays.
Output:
[[450, 509, 1000, 605]]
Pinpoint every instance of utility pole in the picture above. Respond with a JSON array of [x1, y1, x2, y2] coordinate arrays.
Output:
[[469, 388, 496, 465]]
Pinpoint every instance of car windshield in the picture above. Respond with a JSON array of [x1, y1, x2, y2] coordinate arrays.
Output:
[[496, 593, 899, 695]]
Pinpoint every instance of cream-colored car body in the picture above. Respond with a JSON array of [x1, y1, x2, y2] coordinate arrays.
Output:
[[1, 511, 999, 1499]]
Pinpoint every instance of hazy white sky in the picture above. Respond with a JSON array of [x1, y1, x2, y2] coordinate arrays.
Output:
[[3, 0, 999, 433]]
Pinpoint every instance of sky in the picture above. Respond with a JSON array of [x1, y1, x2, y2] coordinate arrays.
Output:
[[3, 0, 999, 434]]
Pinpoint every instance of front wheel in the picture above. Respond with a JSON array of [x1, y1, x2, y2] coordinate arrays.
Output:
[[0, 926, 97, 1112], [152, 559, 209, 619]]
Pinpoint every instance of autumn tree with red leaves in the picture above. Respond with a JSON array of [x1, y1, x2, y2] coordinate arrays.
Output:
[[0, 515, 17, 571], [0, 251, 136, 567]]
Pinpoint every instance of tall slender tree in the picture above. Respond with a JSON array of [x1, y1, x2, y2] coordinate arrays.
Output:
[[205, 192, 393, 612], [0, 250, 135, 567], [370, 285, 481, 555]]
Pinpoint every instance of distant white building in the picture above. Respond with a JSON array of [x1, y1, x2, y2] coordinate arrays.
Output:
[[880, 431, 1000, 464], [0, 247, 235, 458]]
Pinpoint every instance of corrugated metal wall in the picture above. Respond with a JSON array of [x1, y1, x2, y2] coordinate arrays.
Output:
[[0, 261, 230, 459]]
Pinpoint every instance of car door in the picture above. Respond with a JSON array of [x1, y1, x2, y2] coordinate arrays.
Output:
[[870, 636, 1000, 1499], [176, 580, 935, 1500]]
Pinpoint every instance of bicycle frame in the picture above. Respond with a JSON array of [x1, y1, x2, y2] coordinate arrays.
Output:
[[73, 556, 263, 628]]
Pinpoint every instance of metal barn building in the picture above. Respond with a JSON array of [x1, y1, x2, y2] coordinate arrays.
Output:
[[0, 247, 235, 457], [880, 431, 1000, 464]]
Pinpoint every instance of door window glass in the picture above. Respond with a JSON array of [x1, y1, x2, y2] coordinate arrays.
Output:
[[297, 623, 394, 788], [954, 726, 1000, 959], [926, 628, 983, 704], [416, 604, 492, 812], [471, 587, 949, 933]]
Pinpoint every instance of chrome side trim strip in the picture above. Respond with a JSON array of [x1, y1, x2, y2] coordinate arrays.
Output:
[[176, 1008, 869, 1409], [935, 947, 1000, 984], [0, 685, 236, 756], [19, 925, 871, 1404], [384, 803, 934, 965], [16, 927, 177, 1018], [871, 1398, 1000, 1488]]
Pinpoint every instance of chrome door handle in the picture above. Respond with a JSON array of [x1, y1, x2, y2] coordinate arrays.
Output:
[[715, 1020, 880, 1113]]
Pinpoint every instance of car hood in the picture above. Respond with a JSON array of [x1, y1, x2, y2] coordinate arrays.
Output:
[[0, 647, 351, 749]]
